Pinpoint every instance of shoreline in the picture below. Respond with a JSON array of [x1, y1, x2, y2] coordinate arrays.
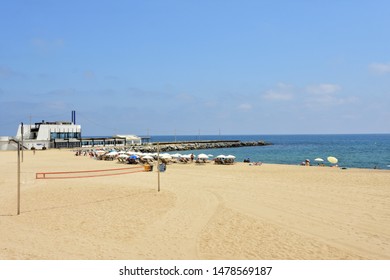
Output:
[[1, 149, 387, 171]]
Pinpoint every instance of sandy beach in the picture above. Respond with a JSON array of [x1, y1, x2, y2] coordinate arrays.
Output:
[[0, 149, 389, 260]]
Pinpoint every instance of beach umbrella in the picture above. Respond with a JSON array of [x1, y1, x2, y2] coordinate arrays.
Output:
[[216, 155, 226, 158], [142, 155, 154, 160], [117, 154, 130, 158], [207, 154, 214, 158], [197, 153, 209, 159], [226, 155, 236, 159], [106, 151, 118, 156], [327, 156, 338, 164], [171, 153, 182, 158], [160, 154, 172, 159], [129, 155, 138, 159], [314, 158, 324, 162]]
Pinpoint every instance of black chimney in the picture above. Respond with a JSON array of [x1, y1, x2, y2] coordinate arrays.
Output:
[[71, 110, 76, 124]]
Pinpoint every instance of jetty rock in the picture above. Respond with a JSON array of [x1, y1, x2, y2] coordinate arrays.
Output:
[[128, 140, 271, 153]]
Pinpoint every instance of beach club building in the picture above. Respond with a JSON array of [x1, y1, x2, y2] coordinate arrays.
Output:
[[14, 120, 82, 150], [0, 111, 145, 150], [0, 122, 144, 150]]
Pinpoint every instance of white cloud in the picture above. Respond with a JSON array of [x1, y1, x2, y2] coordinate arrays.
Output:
[[306, 83, 341, 95], [305, 95, 356, 108], [263, 91, 293, 101], [237, 103, 252, 111], [304, 83, 357, 108], [262, 83, 294, 101], [369, 62, 390, 74]]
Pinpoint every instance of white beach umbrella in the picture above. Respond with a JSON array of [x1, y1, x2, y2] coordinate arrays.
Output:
[[160, 154, 172, 159], [142, 155, 154, 160], [314, 158, 324, 162], [117, 154, 130, 158], [207, 154, 214, 158], [216, 155, 226, 158], [142, 153, 153, 157], [197, 153, 209, 159], [106, 151, 119, 156], [226, 155, 236, 159], [327, 156, 338, 164], [171, 153, 182, 158], [181, 154, 192, 159]]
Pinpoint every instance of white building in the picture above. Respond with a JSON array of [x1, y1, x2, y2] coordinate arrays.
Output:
[[114, 135, 142, 145], [0, 112, 147, 150], [15, 121, 82, 150]]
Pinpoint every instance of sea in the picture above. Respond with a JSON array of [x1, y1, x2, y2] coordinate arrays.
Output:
[[147, 134, 390, 170]]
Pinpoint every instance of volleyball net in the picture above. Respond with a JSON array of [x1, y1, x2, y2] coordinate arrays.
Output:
[[36, 166, 145, 179]]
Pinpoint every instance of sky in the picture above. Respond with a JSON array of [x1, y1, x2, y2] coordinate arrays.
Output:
[[1, 0, 389, 136]]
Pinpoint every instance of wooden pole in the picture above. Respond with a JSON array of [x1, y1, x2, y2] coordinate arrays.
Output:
[[17, 141, 21, 215], [157, 142, 160, 192]]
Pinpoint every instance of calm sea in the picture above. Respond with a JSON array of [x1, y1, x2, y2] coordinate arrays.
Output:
[[148, 134, 390, 169]]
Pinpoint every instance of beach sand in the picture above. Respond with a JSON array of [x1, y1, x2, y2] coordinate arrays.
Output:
[[0, 149, 389, 260]]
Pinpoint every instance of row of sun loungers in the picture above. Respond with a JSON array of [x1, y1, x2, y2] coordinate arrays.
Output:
[[78, 149, 235, 165], [214, 158, 235, 165]]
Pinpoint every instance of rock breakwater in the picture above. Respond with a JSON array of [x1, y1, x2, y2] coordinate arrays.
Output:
[[128, 140, 271, 153]]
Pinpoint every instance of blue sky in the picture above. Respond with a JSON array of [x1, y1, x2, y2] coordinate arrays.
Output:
[[1, 0, 389, 136]]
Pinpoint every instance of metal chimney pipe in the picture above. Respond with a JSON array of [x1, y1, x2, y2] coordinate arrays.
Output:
[[71, 110, 76, 124]]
